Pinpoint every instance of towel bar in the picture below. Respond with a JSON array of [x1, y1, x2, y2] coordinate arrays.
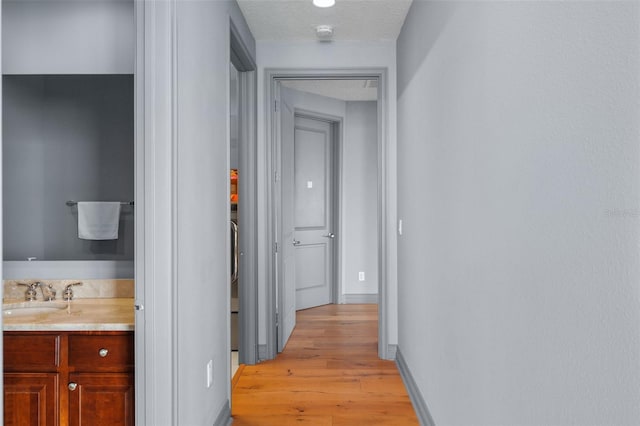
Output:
[[66, 201, 134, 206]]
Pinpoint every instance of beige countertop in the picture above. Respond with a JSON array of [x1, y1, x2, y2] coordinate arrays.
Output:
[[3, 298, 134, 332]]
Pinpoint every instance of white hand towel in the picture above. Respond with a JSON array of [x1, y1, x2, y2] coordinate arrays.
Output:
[[77, 202, 121, 240]]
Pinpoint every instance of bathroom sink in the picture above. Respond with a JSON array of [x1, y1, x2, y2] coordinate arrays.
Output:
[[3, 301, 68, 317]]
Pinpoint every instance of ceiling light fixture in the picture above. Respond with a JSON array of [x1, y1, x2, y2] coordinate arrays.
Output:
[[313, 0, 335, 8]]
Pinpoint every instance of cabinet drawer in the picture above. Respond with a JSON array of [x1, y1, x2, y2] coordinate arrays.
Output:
[[4, 334, 60, 371], [69, 334, 134, 371]]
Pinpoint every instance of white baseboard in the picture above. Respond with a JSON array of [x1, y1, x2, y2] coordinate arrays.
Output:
[[213, 400, 232, 426], [341, 293, 378, 304], [396, 348, 436, 426]]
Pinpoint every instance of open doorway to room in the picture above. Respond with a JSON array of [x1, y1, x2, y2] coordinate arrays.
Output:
[[229, 23, 258, 385], [1, 1, 137, 424], [265, 70, 388, 359], [230, 61, 241, 377]]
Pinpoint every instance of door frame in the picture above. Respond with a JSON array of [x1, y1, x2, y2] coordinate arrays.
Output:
[[265, 68, 390, 360], [230, 20, 259, 366]]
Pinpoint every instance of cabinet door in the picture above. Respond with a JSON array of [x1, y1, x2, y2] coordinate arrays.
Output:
[[4, 373, 59, 426], [68, 373, 134, 426]]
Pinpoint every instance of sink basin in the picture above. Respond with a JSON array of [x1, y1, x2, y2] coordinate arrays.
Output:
[[3, 301, 68, 317]]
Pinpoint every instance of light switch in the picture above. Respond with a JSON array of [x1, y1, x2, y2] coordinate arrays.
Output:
[[206, 359, 213, 388], [307, 181, 313, 189]]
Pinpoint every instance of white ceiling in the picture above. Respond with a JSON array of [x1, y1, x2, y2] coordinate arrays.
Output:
[[281, 79, 378, 101], [236, 0, 413, 42]]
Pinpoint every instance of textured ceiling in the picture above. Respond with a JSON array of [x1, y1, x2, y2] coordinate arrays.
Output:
[[236, 0, 413, 41], [281, 79, 378, 101]]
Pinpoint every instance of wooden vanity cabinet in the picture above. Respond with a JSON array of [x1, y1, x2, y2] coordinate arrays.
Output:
[[3, 331, 134, 426]]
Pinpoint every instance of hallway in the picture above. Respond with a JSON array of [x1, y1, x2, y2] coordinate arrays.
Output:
[[231, 304, 418, 425]]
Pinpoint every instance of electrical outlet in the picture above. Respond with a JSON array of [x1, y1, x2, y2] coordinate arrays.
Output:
[[206, 359, 213, 388], [358, 272, 365, 281]]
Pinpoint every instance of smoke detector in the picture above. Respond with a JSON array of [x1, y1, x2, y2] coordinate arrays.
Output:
[[315, 25, 334, 41]]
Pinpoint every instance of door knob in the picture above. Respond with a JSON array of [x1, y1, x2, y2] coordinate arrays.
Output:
[[323, 233, 335, 239], [293, 239, 301, 246], [68, 382, 78, 391]]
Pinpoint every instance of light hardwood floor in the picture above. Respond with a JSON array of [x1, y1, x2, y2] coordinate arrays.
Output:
[[231, 304, 419, 425]]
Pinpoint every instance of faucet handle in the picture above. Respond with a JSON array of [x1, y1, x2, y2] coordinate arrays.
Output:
[[17, 283, 38, 301], [63, 282, 83, 301]]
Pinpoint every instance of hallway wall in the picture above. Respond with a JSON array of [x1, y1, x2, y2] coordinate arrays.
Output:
[[396, 1, 640, 425]]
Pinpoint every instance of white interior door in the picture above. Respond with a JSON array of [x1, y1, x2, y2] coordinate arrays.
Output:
[[293, 116, 335, 311], [277, 95, 296, 352]]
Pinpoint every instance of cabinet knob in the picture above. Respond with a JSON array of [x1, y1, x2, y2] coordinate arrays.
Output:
[[98, 348, 109, 357], [68, 382, 78, 391]]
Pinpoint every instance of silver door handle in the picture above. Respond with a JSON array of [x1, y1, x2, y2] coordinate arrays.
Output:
[[230, 220, 239, 283], [323, 233, 335, 239], [293, 239, 301, 246]]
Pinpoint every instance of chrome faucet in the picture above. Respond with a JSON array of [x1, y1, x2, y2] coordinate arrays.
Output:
[[62, 282, 82, 301], [36, 282, 56, 301], [17, 283, 38, 301]]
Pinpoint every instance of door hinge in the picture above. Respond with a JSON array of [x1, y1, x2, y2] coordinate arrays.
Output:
[[274, 171, 280, 182], [275, 312, 279, 327], [274, 100, 280, 112], [274, 242, 278, 253]]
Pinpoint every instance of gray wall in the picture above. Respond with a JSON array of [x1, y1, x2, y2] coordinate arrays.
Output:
[[2, 0, 134, 74], [3, 75, 134, 261], [396, 1, 640, 425], [343, 101, 378, 296]]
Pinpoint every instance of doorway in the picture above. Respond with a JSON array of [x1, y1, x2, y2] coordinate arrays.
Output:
[[229, 61, 241, 377], [291, 113, 337, 311], [277, 97, 342, 351], [266, 69, 389, 359], [229, 23, 258, 374]]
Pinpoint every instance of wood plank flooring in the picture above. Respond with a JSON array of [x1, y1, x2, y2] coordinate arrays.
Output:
[[231, 304, 419, 425]]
